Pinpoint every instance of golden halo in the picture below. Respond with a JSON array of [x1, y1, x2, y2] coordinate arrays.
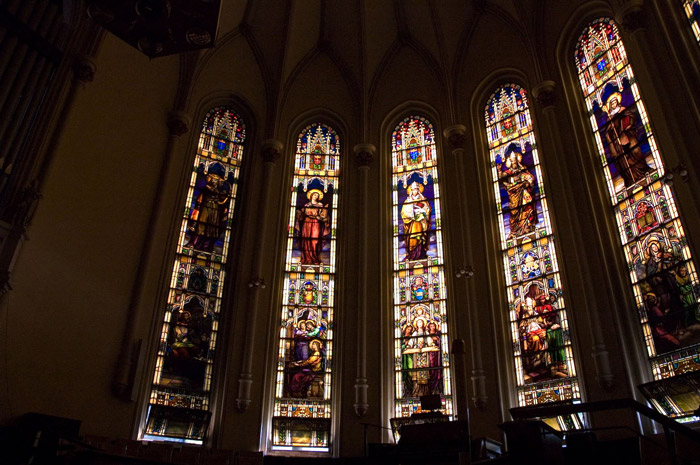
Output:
[[405, 181, 424, 195], [602, 92, 621, 113], [643, 238, 663, 261], [296, 319, 307, 329], [307, 189, 324, 200], [310, 339, 323, 349], [413, 317, 427, 329]]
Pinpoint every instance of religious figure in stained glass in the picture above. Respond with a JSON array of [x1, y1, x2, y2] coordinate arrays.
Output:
[[296, 189, 331, 265], [498, 143, 537, 239], [576, 19, 700, 412], [272, 123, 339, 451], [401, 181, 432, 261], [596, 82, 653, 189], [286, 338, 326, 398], [485, 84, 580, 411], [143, 106, 246, 444], [391, 115, 453, 418], [516, 283, 568, 383], [162, 296, 213, 389]]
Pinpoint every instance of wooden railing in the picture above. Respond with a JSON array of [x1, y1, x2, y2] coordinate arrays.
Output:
[[509, 398, 700, 465]]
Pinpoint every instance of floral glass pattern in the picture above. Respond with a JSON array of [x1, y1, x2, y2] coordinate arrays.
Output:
[[271, 123, 340, 452], [485, 85, 580, 409], [142, 107, 246, 444], [391, 116, 453, 418], [575, 18, 700, 419]]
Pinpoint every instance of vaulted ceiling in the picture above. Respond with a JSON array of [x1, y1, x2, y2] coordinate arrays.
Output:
[[212, 0, 545, 99]]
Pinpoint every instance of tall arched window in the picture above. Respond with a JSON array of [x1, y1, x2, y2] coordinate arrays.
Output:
[[485, 85, 580, 417], [576, 18, 700, 420], [683, 0, 700, 42], [142, 107, 247, 444], [391, 116, 453, 419], [271, 123, 340, 452]]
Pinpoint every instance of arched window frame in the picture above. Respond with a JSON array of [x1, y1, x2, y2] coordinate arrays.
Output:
[[386, 112, 455, 431], [482, 83, 582, 427], [267, 121, 343, 454], [139, 105, 251, 445], [573, 17, 700, 422]]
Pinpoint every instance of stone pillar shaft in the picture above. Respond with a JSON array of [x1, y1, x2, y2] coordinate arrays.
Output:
[[236, 139, 282, 411], [352, 143, 375, 417], [532, 80, 614, 390], [444, 124, 487, 409]]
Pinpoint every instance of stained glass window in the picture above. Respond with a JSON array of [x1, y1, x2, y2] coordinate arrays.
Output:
[[391, 116, 453, 418], [576, 18, 700, 420], [271, 123, 340, 452], [485, 85, 580, 413], [683, 0, 700, 42], [142, 107, 246, 443]]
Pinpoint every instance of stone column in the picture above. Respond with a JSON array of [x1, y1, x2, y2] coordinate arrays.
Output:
[[236, 139, 282, 412], [450, 339, 470, 422], [532, 80, 614, 390], [443, 124, 487, 410], [352, 143, 375, 417], [112, 110, 192, 399]]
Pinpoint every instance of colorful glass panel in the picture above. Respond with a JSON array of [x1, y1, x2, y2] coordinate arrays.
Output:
[[391, 116, 453, 418], [271, 123, 340, 452], [485, 85, 580, 407], [684, 0, 700, 42], [575, 18, 700, 419], [142, 107, 246, 444]]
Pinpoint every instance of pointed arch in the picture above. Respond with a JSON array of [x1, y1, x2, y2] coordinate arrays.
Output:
[[574, 17, 700, 421]]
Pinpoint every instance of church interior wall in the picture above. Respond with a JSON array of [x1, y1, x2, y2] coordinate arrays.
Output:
[[1, 0, 700, 457]]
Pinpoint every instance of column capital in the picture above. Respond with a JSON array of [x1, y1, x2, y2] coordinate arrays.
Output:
[[261, 139, 283, 164], [617, 3, 646, 34], [167, 111, 191, 137], [442, 124, 467, 151], [353, 143, 375, 167], [73, 55, 96, 84], [532, 80, 557, 109]]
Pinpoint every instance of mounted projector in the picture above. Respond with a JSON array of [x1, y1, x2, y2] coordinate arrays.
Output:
[[86, 0, 222, 57]]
